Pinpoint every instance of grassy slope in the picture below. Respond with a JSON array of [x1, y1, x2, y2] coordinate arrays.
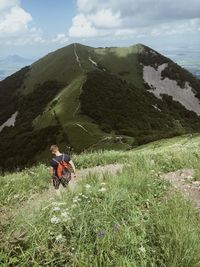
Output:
[[1, 135, 200, 266], [32, 43, 143, 153], [94, 44, 144, 89], [1, 42, 200, 169], [27, 44, 104, 153], [22, 44, 82, 94]]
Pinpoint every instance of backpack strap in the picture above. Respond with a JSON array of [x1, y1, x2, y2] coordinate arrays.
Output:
[[52, 158, 59, 164], [52, 154, 65, 165]]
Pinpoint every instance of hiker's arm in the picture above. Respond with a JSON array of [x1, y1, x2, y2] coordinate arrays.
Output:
[[50, 167, 54, 177], [69, 160, 76, 176]]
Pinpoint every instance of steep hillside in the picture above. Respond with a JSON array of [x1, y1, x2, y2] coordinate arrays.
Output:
[[0, 43, 200, 170]]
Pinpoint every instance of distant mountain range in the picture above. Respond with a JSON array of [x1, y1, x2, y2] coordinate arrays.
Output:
[[0, 43, 200, 170], [0, 55, 34, 80], [160, 48, 200, 80]]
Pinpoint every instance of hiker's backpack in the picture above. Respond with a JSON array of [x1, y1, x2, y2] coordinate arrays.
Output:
[[52, 154, 71, 181]]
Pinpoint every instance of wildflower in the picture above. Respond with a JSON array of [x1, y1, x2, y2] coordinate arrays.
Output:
[[55, 234, 66, 242], [139, 246, 146, 253], [114, 223, 120, 231], [99, 187, 106, 192], [73, 196, 81, 202], [85, 184, 91, 189], [100, 182, 106, 186], [97, 231, 105, 238], [48, 230, 54, 236], [52, 207, 60, 212], [61, 212, 70, 220], [50, 216, 60, 224]]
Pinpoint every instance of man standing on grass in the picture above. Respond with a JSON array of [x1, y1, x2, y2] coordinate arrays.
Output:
[[50, 144, 76, 190]]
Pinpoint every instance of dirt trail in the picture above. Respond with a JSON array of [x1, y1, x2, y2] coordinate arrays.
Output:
[[69, 163, 123, 190], [162, 169, 200, 209], [1, 164, 123, 223], [24, 164, 123, 214]]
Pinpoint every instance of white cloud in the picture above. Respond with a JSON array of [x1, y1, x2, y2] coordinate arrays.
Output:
[[0, 0, 19, 12], [114, 28, 137, 36], [69, 8, 122, 38], [69, 0, 200, 39], [0, 6, 32, 36], [52, 33, 69, 44], [150, 19, 200, 37], [69, 13, 98, 37], [88, 9, 121, 28], [0, 0, 44, 44]]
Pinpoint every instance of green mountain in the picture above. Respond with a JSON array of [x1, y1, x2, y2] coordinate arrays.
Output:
[[1, 43, 200, 170]]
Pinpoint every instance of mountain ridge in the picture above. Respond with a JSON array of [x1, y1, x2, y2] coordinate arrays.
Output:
[[0, 42, 200, 170]]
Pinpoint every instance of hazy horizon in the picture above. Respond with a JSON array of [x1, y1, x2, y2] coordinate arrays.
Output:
[[0, 42, 199, 80], [0, 0, 199, 80]]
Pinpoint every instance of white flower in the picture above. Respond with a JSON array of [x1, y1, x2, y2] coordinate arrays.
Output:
[[100, 182, 106, 186], [50, 216, 60, 224], [55, 234, 66, 242], [150, 159, 155, 165], [139, 246, 146, 253], [85, 184, 91, 189], [61, 212, 70, 219], [52, 207, 60, 212], [99, 187, 106, 192], [73, 199, 78, 203]]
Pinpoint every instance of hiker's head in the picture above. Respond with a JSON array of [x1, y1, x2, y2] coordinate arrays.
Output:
[[50, 145, 59, 155]]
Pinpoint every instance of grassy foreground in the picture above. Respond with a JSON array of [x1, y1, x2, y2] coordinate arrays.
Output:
[[1, 134, 200, 266]]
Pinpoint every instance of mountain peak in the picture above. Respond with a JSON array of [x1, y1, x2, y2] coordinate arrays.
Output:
[[1, 42, 200, 170]]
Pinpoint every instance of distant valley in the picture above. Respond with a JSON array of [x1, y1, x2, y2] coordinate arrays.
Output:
[[160, 48, 200, 80]]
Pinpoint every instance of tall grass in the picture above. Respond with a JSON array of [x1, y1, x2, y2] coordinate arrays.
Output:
[[1, 135, 200, 266]]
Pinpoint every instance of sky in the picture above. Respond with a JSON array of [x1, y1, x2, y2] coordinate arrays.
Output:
[[0, 0, 199, 59]]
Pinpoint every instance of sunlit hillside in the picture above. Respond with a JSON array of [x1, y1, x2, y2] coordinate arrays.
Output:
[[1, 134, 200, 266]]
